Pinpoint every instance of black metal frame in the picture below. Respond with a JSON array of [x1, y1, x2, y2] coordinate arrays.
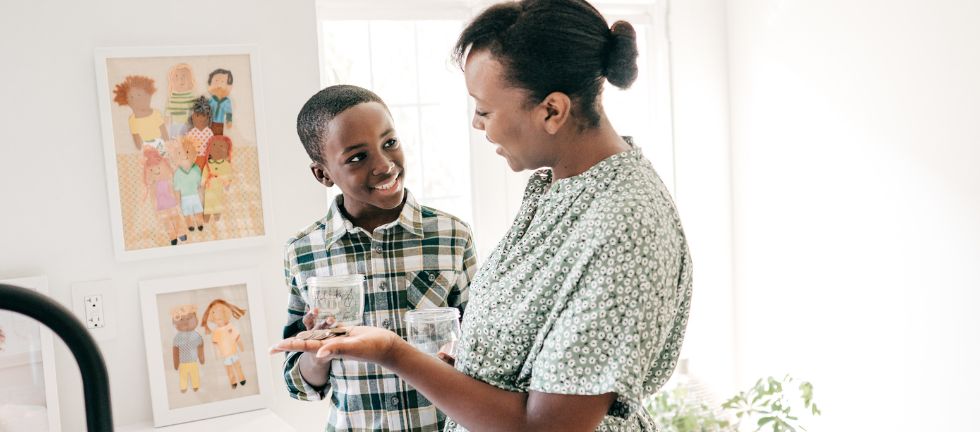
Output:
[[0, 283, 114, 431]]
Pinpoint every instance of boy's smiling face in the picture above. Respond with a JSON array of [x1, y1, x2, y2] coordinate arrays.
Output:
[[311, 101, 406, 223]]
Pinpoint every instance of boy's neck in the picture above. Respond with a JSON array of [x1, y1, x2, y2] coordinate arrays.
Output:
[[338, 196, 405, 233]]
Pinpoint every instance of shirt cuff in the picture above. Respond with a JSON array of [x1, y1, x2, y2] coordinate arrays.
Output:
[[283, 351, 328, 401]]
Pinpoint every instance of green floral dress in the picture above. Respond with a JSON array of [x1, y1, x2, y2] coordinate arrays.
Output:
[[447, 144, 693, 431]]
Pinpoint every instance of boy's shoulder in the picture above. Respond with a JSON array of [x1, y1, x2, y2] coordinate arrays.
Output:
[[417, 204, 472, 240], [284, 214, 332, 251]]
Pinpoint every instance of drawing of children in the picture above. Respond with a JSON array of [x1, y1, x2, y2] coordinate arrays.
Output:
[[113, 75, 170, 155], [143, 147, 187, 246], [201, 299, 247, 389], [202, 135, 233, 224], [165, 63, 197, 137], [172, 138, 205, 233], [206, 69, 233, 135], [170, 305, 204, 393], [186, 96, 214, 170]]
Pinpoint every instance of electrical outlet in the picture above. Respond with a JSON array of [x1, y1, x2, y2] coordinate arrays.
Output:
[[71, 279, 116, 341], [84, 294, 105, 328]]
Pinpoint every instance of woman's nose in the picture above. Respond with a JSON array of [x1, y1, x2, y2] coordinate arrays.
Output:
[[471, 114, 485, 130]]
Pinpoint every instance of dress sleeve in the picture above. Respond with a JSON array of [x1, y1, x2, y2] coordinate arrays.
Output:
[[529, 217, 691, 403]]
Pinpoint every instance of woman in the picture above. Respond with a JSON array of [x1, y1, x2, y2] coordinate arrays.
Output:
[[274, 0, 692, 430]]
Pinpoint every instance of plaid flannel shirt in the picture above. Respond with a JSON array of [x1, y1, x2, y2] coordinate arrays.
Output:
[[282, 191, 476, 432]]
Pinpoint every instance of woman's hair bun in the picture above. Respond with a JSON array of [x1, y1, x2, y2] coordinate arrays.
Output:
[[605, 20, 639, 89]]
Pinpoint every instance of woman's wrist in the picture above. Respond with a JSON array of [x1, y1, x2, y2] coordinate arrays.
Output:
[[378, 337, 414, 371]]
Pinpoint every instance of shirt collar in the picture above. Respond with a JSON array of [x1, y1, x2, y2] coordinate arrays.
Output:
[[322, 189, 424, 248]]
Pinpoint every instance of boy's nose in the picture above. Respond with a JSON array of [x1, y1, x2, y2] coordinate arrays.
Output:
[[372, 158, 395, 176]]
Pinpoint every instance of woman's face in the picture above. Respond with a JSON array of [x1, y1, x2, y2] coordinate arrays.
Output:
[[464, 49, 550, 172]]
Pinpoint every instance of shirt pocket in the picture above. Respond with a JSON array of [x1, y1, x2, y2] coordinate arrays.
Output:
[[405, 269, 457, 310]]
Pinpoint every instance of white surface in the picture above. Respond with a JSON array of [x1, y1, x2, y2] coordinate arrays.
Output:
[[117, 409, 294, 432], [725, 0, 980, 430], [0, 1, 328, 430]]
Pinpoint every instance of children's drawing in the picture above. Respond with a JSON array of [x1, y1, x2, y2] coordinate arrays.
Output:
[[170, 305, 204, 393], [207, 69, 233, 136], [202, 135, 234, 223], [165, 63, 197, 137], [97, 48, 269, 258], [113, 75, 170, 156], [186, 96, 214, 171], [143, 148, 187, 245], [201, 299, 247, 389], [173, 138, 205, 233]]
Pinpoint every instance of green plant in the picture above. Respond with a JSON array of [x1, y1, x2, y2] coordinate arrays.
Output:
[[646, 375, 820, 432], [645, 384, 731, 432], [722, 376, 821, 432]]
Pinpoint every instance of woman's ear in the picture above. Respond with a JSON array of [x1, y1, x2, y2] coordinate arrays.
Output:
[[311, 162, 335, 187], [539, 92, 572, 135]]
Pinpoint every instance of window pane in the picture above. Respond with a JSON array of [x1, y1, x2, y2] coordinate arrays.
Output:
[[369, 21, 419, 105], [320, 21, 372, 87], [419, 104, 470, 199], [416, 21, 465, 105]]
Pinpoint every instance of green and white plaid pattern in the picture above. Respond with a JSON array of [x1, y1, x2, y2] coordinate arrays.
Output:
[[282, 190, 476, 432]]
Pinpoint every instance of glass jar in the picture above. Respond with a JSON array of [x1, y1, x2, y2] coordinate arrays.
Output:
[[404, 307, 461, 356], [306, 274, 365, 327]]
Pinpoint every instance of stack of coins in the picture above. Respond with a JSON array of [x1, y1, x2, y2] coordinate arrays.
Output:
[[294, 327, 350, 341]]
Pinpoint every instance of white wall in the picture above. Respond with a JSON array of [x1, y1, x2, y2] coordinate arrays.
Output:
[[0, 0, 329, 430], [726, 0, 980, 430]]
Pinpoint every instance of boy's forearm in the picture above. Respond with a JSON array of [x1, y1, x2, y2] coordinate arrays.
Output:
[[298, 352, 331, 388], [382, 341, 529, 432]]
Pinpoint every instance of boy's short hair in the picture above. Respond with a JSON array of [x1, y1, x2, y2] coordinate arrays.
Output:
[[296, 85, 388, 163], [208, 68, 234, 85], [171, 304, 197, 321]]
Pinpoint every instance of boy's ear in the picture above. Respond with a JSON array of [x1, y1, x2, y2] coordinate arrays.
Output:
[[538, 92, 572, 135], [311, 162, 334, 187]]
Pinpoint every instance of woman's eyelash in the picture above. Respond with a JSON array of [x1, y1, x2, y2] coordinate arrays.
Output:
[[475, 110, 489, 117]]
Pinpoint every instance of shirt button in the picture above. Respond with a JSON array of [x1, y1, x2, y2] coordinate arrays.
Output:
[[390, 396, 399, 406], [373, 244, 383, 253], [383, 319, 391, 329], [427, 274, 436, 282], [379, 281, 389, 290]]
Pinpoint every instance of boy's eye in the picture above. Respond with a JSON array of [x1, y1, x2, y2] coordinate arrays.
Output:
[[383, 138, 399, 149], [346, 152, 367, 164]]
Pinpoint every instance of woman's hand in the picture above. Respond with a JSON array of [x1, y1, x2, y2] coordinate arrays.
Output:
[[312, 326, 403, 366]]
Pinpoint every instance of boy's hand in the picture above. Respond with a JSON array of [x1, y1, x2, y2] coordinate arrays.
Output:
[[302, 308, 336, 330]]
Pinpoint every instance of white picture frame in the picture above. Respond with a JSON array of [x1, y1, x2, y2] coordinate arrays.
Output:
[[0, 276, 62, 432], [139, 270, 272, 427], [94, 45, 273, 261]]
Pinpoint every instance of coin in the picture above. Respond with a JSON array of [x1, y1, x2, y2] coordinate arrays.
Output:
[[295, 330, 314, 340]]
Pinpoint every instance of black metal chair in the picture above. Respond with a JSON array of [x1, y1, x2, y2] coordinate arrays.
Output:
[[0, 283, 114, 431]]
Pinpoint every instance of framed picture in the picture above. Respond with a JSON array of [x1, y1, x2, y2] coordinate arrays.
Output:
[[0, 276, 62, 432], [94, 45, 272, 261], [139, 270, 272, 427]]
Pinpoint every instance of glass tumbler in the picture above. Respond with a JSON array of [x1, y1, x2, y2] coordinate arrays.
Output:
[[404, 307, 461, 356], [306, 274, 365, 327]]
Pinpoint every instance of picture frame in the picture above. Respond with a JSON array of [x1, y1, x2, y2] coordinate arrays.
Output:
[[139, 270, 272, 427], [0, 276, 62, 432], [94, 45, 273, 261]]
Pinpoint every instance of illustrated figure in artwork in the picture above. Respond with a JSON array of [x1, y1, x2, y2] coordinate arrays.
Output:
[[202, 135, 234, 224], [173, 137, 205, 234], [206, 69, 234, 136], [186, 96, 214, 170], [201, 299, 247, 389], [143, 147, 187, 246], [171, 304, 204, 393], [113, 75, 170, 155], [0, 326, 6, 351], [165, 63, 198, 137]]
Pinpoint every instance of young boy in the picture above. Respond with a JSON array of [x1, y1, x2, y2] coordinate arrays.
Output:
[[280, 85, 477, 431]]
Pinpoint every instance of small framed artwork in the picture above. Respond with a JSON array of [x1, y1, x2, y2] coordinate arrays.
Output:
[[94, 45, 273, 261], [0, 276, 62, 432], [139, 270, 272, 427]]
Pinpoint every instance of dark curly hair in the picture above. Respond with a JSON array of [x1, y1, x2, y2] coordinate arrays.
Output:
[[452, 0, 639, 128]]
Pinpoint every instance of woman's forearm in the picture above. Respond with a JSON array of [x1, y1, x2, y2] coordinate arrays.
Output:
[[382, 341, 530, 432]]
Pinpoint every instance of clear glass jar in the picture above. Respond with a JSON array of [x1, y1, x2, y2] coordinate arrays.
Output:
[[404, 307, 461, 356], [306, 274, 365, 327]]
